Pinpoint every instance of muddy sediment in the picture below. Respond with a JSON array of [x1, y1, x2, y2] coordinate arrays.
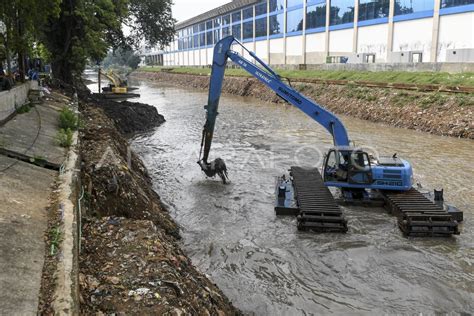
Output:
[[78, 96, 238, 314], [133, 71, 473, 139], [94, 99, 166, 135]]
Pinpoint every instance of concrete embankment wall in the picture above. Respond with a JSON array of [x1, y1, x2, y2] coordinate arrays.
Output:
[[133, 71, 473, 139], [0, 81, 38, 122]]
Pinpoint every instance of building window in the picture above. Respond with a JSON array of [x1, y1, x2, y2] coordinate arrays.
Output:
[[269, 12, 284, 35], [394, 0, 434, 15], [223, 14, 231, 25], [232, 24, 242, 40], [222, 26, 231, 37], [232, 11, 242, 23], [199, 33, 206, 47], [255, 2, 268, 16], [255, 17, 267, 37], [287, 8, 304, 32], [199, 23, 206, 32], [269, 0, 285, 11], [193, 25, 199, 33], [441, 0, 474, 8], [214, 17, 221, 27], [243, 21, 253, 39], [307, 2, 327, 29], [206, 20, 213, 30], [193, 34, 199, 48], [288, 0, 303, 8], [243, 7, 254, 19], [206, 31, 213, 45], [358, 0, 390, 21], [330, 0, 355, 25], [214, 29, 220, 43]]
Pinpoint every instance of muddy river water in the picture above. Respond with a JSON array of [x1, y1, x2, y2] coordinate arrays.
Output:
[[93, 77, 473, 314]]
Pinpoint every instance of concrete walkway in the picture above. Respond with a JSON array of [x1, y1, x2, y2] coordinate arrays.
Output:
[[0, 95, 67, 314], [0, 98, 66, 166]]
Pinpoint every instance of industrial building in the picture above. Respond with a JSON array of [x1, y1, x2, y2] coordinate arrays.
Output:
[[153, 0, 474, 66]]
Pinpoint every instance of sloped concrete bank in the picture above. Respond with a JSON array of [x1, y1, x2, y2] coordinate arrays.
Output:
[[77, 93, 239, 314], [133, 71, 473, 139]]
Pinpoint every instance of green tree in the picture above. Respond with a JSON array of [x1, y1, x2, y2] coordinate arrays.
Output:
[[103, 47, 141, 70], [0, 0, 60, 78], [42, 0, 175, 84]]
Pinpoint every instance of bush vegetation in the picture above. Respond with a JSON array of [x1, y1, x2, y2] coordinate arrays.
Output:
[[16, 103, 33, 114], [59, 107, 79, 130], [56, 128, 74, 148]]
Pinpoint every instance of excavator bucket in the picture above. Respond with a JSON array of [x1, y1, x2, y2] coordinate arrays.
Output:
[[198, 158, 229, 184]]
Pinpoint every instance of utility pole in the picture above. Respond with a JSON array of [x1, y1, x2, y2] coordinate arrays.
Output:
[[98, 64, 101, 94]]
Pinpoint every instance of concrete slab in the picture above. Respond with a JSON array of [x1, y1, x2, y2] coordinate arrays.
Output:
[[0, 156, 56, 315], [0, 103, 66, 166]]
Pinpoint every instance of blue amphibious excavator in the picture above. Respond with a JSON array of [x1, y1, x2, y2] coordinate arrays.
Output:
[[198, 36, 462, 237]]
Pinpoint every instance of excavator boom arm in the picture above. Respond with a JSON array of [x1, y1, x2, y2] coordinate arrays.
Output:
[[99, 69, 120, 87], [200, 36, 350, 165]]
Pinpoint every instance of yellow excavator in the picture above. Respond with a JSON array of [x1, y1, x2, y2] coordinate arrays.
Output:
[[98, 69, 128, 93], [96, 68, 139, 99]]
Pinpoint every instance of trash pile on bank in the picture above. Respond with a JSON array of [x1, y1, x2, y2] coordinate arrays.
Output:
[[80, 217, 237, 315], [79, 98, 238, 314]]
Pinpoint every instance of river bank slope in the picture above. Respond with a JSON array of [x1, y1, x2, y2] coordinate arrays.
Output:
[[133, 71, 473, 139], [78, 93, 239, 314]]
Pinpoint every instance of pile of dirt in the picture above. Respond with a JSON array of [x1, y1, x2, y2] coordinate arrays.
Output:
[[95, 99, 165, 135], [133, 71, 473, 139], [76, 83, 165, 135], [80, 105, 177, 237], [79, 101, 238, 314]]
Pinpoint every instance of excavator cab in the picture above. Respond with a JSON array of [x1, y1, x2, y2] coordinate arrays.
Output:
[[323, 147, 373, 185]]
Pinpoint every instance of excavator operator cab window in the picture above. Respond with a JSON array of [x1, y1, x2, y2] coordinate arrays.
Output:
[[324, 150, 349, 182], [350, 151, 370, 170], [324, 150, 373, 184], [347, 151, 372, 184]]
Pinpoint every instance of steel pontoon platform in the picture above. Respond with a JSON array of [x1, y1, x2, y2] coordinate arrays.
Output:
[[289, 167, 348, 233], [275, 168, 462, 237], [382, 189, 460, 237]]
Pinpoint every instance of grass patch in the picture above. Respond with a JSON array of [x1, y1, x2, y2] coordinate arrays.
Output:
[[16, 103, 33, 114], [346, 86, 377, 101], [419, 93, 448, 108], [455, 95, 474, 107], [49, 226, 62, 256], [30, 155, 47, 167], [56, 128, 74, 148], [59, 107, 79, 130], [393, 91, 419, 107], [138, 66, 474, 87]]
